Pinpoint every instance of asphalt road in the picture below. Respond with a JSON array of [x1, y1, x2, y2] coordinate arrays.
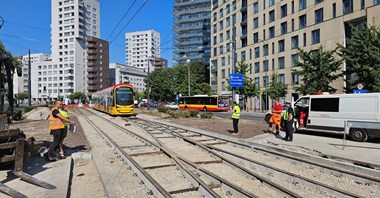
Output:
[[214, 111, 265, 122]]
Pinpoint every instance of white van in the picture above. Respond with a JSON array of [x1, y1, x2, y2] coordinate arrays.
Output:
[[293, 93, 380, 142]]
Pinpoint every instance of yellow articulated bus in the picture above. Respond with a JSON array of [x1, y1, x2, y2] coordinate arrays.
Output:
[[92, 83, 135, 116], [178, 95, 230, 111]]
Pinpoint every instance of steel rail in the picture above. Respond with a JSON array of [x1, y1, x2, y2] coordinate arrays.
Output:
[[78, 109, 171, 198], [139, 118, 380, 183], [80, 108, 220, 197], [135, 119, 376, 198]]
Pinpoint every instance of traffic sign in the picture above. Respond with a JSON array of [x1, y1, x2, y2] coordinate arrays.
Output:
[[353, 89, 367, 94], [229, 74, 244, 88]]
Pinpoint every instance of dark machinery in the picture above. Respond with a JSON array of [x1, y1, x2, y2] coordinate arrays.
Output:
[[0, 48, 56, 197]]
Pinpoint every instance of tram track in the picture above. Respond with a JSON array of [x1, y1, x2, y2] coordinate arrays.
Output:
[[77, 108, 380, 197], [130, 117, 380, 198]]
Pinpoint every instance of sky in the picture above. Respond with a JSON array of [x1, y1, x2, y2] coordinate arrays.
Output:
[[0, 0, 174, 66]]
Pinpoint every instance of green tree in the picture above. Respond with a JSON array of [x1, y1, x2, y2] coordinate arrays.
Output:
[[267, 72, 288, 98], [338, 24, 380, 92], [293, 46, 343, 95], [68, 92, 87, 104], [226, 61, 260, 109], [18, 92, 29, 101], [148, 62, 212, 101]]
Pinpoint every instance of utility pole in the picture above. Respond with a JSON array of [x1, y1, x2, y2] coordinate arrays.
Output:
[[28, 50, 31, 107], [231, 25, 236, 103], [147, 56, 153, 110]]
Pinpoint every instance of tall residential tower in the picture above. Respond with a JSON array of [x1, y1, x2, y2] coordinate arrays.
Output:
[[125, 30, 160, 71], [173, 0, 211, 66]]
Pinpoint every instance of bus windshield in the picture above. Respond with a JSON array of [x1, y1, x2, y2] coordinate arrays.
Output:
[[115, 87, 134, 105]]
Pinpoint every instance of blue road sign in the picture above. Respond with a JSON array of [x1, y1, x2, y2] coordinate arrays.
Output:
[[229, 74, 244, 88], [353, 89, 367, 94]]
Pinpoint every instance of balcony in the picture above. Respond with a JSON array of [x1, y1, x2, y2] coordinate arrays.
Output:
[[87, 74, 97, 78]]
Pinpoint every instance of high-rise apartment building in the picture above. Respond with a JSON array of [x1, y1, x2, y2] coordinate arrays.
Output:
[[125, 30, 160, 71], [87, 36, 109, 94], [173, 0, 211, 66], [50, 0, 100, 96], [211, 0, 380, 111]]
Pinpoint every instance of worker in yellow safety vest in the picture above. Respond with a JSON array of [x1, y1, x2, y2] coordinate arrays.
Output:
[[58, 105, 70, 158], [47, 100, 75, 161], [231, 101, 241, 135]]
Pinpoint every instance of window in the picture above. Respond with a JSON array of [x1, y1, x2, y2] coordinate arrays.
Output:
[[253, 2, 259, 13], [241, 51, 246, 61], [226, 30, 230, 40], [278, 39, 285, 52], [375, 0, 380, 5], [220, 33, 224, 42], [281, 4, 287, 18], [269, 26, 275, 38], [254, 47, 260, 58], [226, 17, 231, 27], [213, 36, 217, 45], [291, 19, 295, 31], [291, 54, 299, 67], [278, 74, 285, 84], [226, 43, 231, 52], [232, 1, 236, 10], [222, 69, 226, 78], [213, 13, 217, 21], [332, 3, 336, 18], [254, 62, 260, 73], [299, 0, 306, 10], [226, 4, 230, 13], [255, 77, 260, 87], [219, 21, 224, 30], [281, 22, 287, 35], [269, 0, 275, 6], [310, 98, 339, 112], [263, 76, 269, 87], [278, 57, 285, 69], [312, 29, 320, 44], [213, 48, 217, 56], [291, 0, 295, 13], [291, 35, 299, 49], [232, 14, 236, 23], [222, 57, 226, 66], [343, 0, 353, 14], [315, 0, 323, 4], [303, 33, 307, 46], [264, 44, 269, 56], [291, 72, 299, 85], [253, 17, 259, 29], [315, 8, 324, 24], [219, 8, 224, 18], [269, 10, 275, 22], [213, 24, 217, 33], [264, 60, 269, 71], [299, 14, 306, 29], [253, 32, 259, 43], [220, 45, 224, 54]]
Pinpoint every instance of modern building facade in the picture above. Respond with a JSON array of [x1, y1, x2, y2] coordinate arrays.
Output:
[[50, 0, 100, 96], [125, 30, 160, 71], [87, 36, 109, 94], [210, 0, 380, 111], [109, 63, 147, 92], [154, 57, 168, 70], [173, 0, 211, 66]]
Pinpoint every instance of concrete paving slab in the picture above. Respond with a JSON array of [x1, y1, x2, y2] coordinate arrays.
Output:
[[0, 156, 71, 198]]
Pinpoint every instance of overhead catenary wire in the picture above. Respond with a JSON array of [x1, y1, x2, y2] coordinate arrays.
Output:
[[106, 0, 138, 40], [110, 0, 149, 44]]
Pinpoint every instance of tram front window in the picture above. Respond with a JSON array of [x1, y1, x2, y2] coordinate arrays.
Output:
[[116, 87, 133, 105]]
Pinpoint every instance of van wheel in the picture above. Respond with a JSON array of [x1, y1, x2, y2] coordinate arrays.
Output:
[[203, 107, 207, 111], [349, 128, 368, 142]]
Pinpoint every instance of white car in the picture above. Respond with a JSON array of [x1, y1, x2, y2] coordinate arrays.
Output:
[[165, 102, 178, 109]]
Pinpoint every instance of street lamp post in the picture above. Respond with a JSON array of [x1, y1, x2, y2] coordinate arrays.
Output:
[[147, 56, 154, 110], [186, 59, 191, 96], [258, 39, 268, 112]]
